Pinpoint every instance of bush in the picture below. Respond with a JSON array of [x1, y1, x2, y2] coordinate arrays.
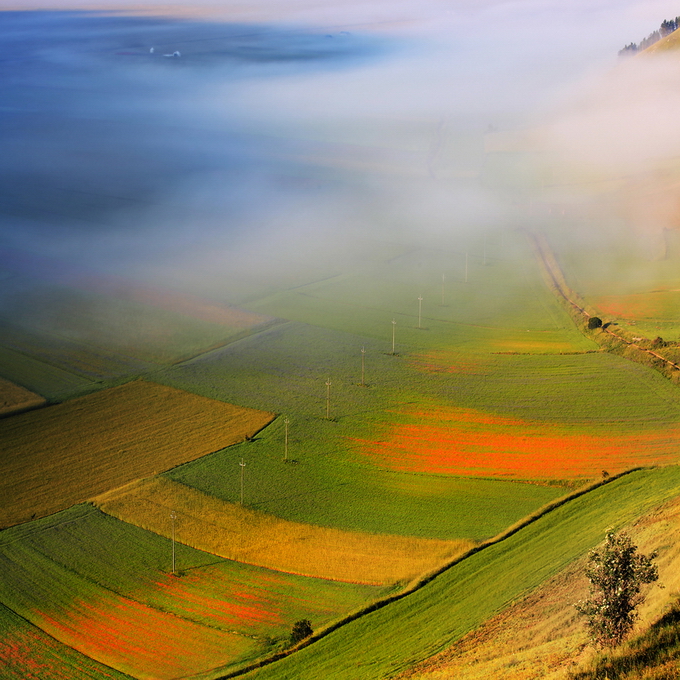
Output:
[[588, 317, 603, 330], [291, 619, 313, 644]]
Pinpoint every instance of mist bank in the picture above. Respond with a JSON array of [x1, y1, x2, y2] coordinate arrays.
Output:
[[2, 2, 679, 306]]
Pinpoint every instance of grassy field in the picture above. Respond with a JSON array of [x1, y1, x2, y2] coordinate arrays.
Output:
[[96, 476, 473, 585], [0, 376, 45, 416], [0, 280, 274, 368], [0, 319, 155, 382], [155, 316, 680, 540], [164, 424, 568, 541], [0, 344, 97, 401], [5, 221, 680, 680], [0, 506, 391, 679], [241, 466, 680, 680], [0, 601, 134, 680], [0, 380, 273, 528]]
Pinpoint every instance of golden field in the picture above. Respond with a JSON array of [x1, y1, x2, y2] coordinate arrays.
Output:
[[96, 476, 472, 586], [0, 380, 273, 528]]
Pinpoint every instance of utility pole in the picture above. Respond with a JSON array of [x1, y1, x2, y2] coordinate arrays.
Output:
[[391, 319, 396, 354], [441, 273, 445, 306], [283, 417, 289, 461], [170, 511, 176, 575], [361, 346, 365, 386], [325, 378, 332, 419], [418, 295, 423, 329], [465, 252, 469, 283], [239, 458, 246, 505]]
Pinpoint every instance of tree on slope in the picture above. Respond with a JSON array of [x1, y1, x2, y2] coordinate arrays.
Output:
[[576, 532, 659, 648]]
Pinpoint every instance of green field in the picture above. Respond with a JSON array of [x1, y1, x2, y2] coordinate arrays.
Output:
[[0, 344, 96, 401], [243, 466, 680, 680], [0, 506, 390, 679]]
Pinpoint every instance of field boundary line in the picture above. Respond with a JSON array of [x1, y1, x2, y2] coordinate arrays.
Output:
[[201, 466, 652, 680], [165, 317, 286, 367], [167, 319, 291, 369]]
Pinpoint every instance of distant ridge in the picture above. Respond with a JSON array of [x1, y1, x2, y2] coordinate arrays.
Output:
[[620, 15, 680, 55]]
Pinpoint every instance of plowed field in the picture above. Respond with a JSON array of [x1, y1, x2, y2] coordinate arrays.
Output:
[[0, 380, 274, 528]]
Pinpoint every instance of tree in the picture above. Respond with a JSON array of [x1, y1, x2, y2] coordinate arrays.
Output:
[[575, 532, 659, 648], [587, 316, 603, 329], [290, 619, 313, 644]]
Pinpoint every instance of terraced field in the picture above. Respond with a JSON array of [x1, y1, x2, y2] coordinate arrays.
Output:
[[0, 380, 273, 528]]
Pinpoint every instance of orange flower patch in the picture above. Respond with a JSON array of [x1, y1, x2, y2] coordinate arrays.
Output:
[[352, 407, 680, 479], [149, 570, 283, 631], [2, 638, 53, 678], [31, 595, 256, 680]]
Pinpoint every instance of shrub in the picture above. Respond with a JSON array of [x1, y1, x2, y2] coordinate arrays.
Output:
[[291, 619, 313, 644], [588, 317, 603, 330]]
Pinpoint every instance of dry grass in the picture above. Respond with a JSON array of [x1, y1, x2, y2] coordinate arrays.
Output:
[[396, 493, 680, 680], [0, 380, 274, 529], [0, 377, 45, 416], [96, 476, 472, 586]]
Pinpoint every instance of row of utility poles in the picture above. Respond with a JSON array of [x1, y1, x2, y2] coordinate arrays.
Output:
[[169, 255, 489, 570]]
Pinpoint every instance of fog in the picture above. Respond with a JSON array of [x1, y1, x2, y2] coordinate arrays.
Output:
[[2, 0, 680, 303]]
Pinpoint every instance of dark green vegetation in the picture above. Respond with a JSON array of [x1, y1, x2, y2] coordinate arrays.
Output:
[[240, 467, 680, 680], [291, 620, 314, 644], [576, 532, 659, 648]]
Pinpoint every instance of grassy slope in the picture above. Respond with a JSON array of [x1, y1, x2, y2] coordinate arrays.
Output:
[[570, 601, 680, 679], [241, 466, 680, 680], [395, 488, 680, 680]]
